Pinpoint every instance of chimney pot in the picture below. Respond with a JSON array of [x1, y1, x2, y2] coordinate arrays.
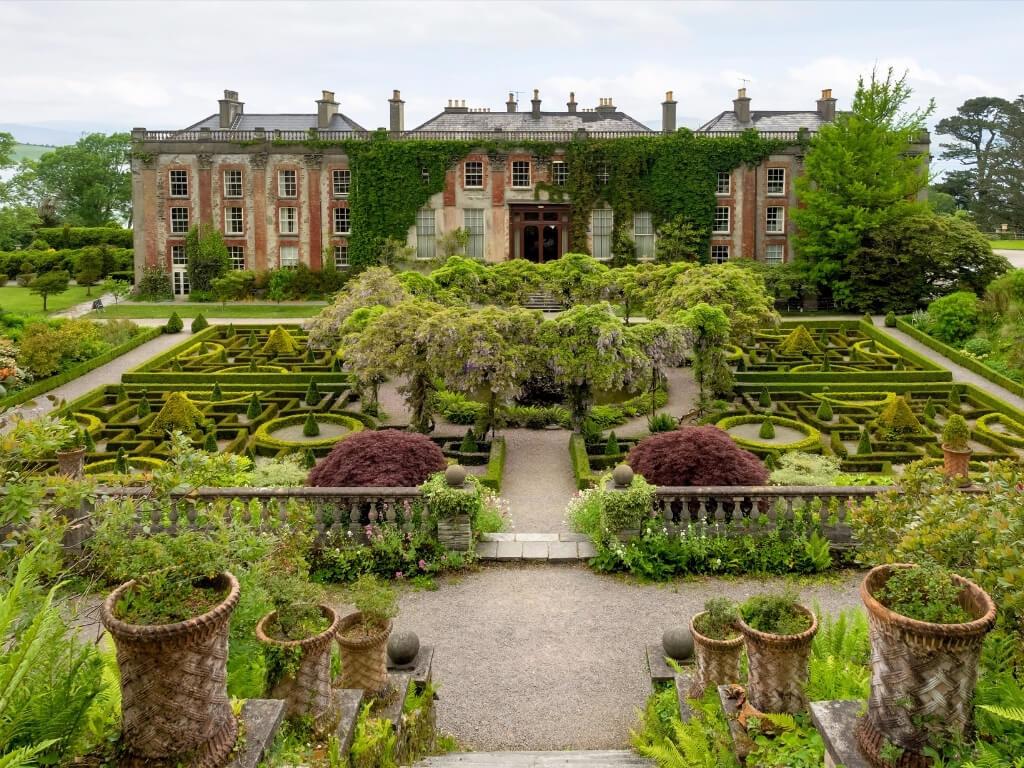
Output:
[[662, 90, 678, 134], [531, 88, 542, 119], [388, 88, 405, 134], [218, 89, 244, 129], [816, 87, 837, 122], [666, 90, 673, 101], [733, 88, 751, 124], [567, 91, 577, 114]]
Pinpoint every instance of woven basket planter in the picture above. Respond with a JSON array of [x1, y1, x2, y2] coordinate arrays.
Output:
[[336, 611, 392, 695], [256, 604, 341, 730], [101, 571, 240, 768], [688, 612, 743, 698], [736, 604, 818, 714], [856, 564, 996, 768], [942, 445, 972, 479]]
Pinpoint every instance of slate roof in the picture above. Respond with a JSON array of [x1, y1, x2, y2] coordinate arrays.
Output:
[[183, 112, 367, 132], [697, 110, 827, 133], [409, 110, 653, 133]]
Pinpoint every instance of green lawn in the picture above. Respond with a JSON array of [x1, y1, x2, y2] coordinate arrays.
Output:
[[990, 239, 1024, 250], [0, 285, 95, 314], [11, 143, 56, 162], [86, 302, 327, 319]]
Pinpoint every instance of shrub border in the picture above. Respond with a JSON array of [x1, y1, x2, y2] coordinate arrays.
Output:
[[0, 326, 162, 409], [975, 412, 1024, 448], [569, 433, 596, 490], [479, 436, 506, 492], [716, 414, 822, 453], [896, 317, 1024, 399], [253, 413, 365, 450]]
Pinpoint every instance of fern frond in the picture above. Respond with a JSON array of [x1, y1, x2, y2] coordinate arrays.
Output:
[[979, 705, 1024, 723]]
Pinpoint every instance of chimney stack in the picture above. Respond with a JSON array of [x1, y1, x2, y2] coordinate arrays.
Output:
[[733, 87, 751, 125], [445, 99, 468, 114], [218, 89, 243, 129], [816, 88, 836, 122], [662, 90, 677, 133], [567, 91, 577, 114], [531, 89, 542, 119], [316, 90, 338, 130], [506, 92, 517, 113], [595, 97, 616, 115], [389, 89, 405, 134]]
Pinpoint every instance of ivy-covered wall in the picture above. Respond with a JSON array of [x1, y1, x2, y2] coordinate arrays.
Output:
[[286, 129, 787, 269]]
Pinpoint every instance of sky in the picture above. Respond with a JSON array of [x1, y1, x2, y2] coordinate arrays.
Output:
[[1, 0, 1021, 142]]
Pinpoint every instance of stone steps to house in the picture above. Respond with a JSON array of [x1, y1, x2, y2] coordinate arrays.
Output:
[[415, 750, 652, 767], [474, 532, 597, 561], [522, 291, 565, 311]]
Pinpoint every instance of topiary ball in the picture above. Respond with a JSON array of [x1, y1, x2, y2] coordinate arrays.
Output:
[[662, 626, 694, 661], [627, 425, 768, 486], [308, 429, 447, 487], [387, 631, 420, 666]]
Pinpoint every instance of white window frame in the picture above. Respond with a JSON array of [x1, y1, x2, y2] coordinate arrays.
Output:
[[169, 169, 188, 197], [333, 206, 351, 235], [464, 161, 483, 189], [225, 206, 244, 235], [334, 244, 349, 268], [279, 206, 297, 235], [279, 245, 299, 268], [223, 169, 242, 198], [278, 169, 297, 198], [415, 209, 436, 260], [597, 164, 610, 185], [710, 244, 730, 264], [767, 167, 786, 196], [511, 160, 531, 188], [173, 271, 190, 296], [464, 208, 484, 259], [171, 244, 188, 266], [633, 211, 655, 261], [713, 206, 730, 234], [591, 208, 613, 261], [716, 171, 731, 196], [765, 244, 784, 265], [170, 207, 189, 234], [766, 206, 785, 234], [332, 169, 350, 197], [227, 245, 245, 270], [552, 161, 568, 186]]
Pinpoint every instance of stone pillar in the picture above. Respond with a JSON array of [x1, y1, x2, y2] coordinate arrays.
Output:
[[434, 465, 473, 552]]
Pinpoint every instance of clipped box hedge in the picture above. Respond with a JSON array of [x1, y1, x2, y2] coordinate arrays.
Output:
[[896, 318, 1024, 400], [36, 226, 133, 248], [479, 436, 506, 492], [569, 433, 596, 490]]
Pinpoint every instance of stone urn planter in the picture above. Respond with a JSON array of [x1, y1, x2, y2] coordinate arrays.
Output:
[[856, 564, 996, 768], [688, 612, 743, 698], [336, 611, 393, 695], [56, 447, 86, 478], [941, 445, 972, 479], [736, 604, 818, 714], [256, 604, 341, 729], [101, 571, 240, 768]]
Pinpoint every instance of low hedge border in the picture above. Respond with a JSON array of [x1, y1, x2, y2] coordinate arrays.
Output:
[[253, 412, 364, 450], [736, 369, 950, 384], [85, 456, 164, 474], [569, 433, 596, 490], [0, 326, 162, 410], [128, 325, 221, 371], [479, 436, 506, 492], [122, 371, 352, 385], [975, 412, 1024, 448], [858, 321, 945, 372], [896, 318, 1024, 400], [716, 414, 822, 453]]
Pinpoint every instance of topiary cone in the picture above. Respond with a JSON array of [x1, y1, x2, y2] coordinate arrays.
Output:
[[303, 411, 320, 437]]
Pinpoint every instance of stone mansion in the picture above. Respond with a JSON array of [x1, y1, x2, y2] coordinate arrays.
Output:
[[130, 87, 929, 294]]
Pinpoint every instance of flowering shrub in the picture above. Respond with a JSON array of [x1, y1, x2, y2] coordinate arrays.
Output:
[[310, 523, 471, 583]]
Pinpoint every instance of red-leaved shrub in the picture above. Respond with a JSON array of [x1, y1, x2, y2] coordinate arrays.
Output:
[[627, 425, 768, 486], [308, 429, 447, 487]]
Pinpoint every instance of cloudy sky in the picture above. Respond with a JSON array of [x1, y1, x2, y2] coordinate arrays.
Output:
[[2, 0, 1020, 136]]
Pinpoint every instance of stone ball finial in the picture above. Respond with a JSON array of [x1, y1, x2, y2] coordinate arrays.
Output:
[[388, 630, 420, 666], [662, 626, 694, 661], [612, 463, 634, 488], [445, 464, 468, 487]]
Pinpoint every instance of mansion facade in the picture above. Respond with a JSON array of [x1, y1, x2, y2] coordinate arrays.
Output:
[[130, 87, 929, 294]]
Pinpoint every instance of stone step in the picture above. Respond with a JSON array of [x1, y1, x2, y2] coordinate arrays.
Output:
[[475, 532, 597, 561], [415, 750, 652, 767]]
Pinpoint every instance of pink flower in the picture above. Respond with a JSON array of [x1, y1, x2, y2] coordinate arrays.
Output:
[[395, 571, 404, 579], [418, 559, 427, 570]]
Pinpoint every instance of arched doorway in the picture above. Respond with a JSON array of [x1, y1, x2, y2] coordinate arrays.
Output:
[[510, 204, 570, 262]]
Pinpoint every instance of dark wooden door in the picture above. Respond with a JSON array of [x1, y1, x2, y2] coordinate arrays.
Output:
[[510, 205, 570, 262]]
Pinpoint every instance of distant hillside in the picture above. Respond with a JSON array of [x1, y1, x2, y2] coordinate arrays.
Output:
[[11, 143, 56, 162]]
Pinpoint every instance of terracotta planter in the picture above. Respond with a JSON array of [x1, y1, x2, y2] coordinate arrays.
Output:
[[256, 604, 341, 729], [736, 604, 818, 714], [101, 571, 240, 768], [336, 611, 392, 695], [941, 445, 972, 479], [856, 564, 996, 768], [56, 447, 86, 478], [688, 612, 743, 698]]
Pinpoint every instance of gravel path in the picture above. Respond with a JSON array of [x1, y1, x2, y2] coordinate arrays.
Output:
[[615, 367, 699, 437], [500, 429, 579, 532], [330, 564, 865, 751]]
